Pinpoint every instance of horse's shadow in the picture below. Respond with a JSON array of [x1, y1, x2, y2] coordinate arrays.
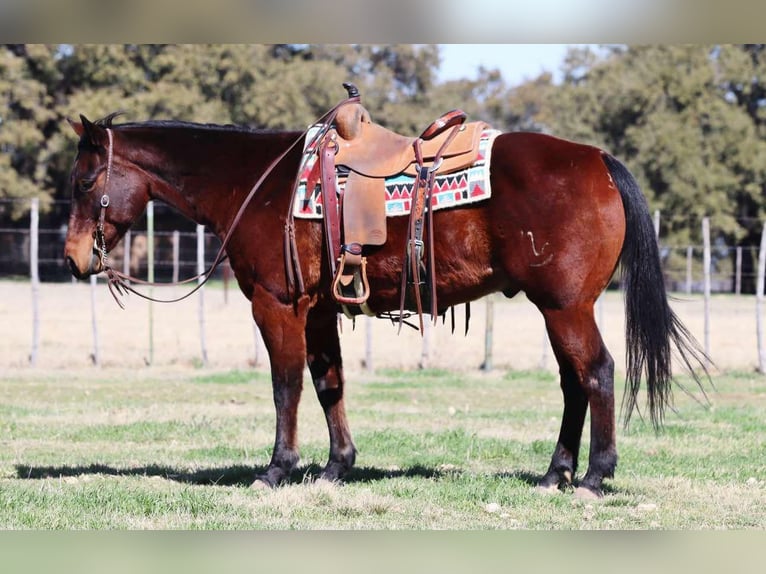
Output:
[[14, 463, 544, 489]]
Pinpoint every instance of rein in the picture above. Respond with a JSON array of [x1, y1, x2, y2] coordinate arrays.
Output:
[[96, 96, 357, 308]]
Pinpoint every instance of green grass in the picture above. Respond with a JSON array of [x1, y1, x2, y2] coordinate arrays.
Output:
[[192, 370, 269, 385], [0, 367, 764, 529]]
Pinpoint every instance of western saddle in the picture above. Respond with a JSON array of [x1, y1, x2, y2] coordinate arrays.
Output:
[[291, 83, 489, 330]]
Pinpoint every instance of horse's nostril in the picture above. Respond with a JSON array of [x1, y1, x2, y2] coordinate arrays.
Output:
[[66, 256, 83, 279]]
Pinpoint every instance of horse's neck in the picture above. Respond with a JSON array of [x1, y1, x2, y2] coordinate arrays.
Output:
[[124, 128, 297, 237]]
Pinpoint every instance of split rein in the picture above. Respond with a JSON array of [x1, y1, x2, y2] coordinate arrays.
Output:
[[95, 98, 357, 308]]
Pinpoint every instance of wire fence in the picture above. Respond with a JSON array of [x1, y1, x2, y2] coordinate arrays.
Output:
[[1, 199, 230, 282], [2, 197, 766, 373], [0, 198, 759, 293]]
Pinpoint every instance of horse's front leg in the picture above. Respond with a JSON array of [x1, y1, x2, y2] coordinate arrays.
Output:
[[306, 307, 356, 482], [251, 291, 309, 488]]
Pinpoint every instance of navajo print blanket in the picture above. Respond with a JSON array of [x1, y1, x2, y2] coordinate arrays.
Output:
[[293, 128, 501, 219]]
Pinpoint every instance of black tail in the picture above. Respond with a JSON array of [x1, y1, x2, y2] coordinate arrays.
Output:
[[601, 153, 709, 427]]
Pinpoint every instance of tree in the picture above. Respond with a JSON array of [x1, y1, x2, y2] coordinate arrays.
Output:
[[511, 45, 766, 290], [0, 43, 454, 220], [715, 44, 766, 290], [0, 45, 59, 217]]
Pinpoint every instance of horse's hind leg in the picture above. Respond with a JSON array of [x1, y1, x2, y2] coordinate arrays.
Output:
[[305, 307, 356, 482], [539, 305, 617, 498]]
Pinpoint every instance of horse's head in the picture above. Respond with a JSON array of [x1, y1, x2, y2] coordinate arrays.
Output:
[[64, 114, 150, 279]]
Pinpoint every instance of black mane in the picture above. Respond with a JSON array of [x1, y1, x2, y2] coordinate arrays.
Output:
[[93, 111, 283, 135]]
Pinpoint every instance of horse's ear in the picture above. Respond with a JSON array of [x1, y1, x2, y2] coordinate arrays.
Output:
[[67, 117, 85, 137], [77, 114, 107, 147]]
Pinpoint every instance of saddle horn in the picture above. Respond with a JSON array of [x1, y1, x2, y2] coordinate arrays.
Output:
[[342, 82, 360, 99]]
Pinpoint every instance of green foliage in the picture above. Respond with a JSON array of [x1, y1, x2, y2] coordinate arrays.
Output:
[[526, 45, 766, 250], [0, 45, 57, 213], [0, 44, 456, 217]]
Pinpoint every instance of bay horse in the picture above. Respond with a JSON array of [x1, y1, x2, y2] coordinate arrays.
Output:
[[63, 101, 706, 498]]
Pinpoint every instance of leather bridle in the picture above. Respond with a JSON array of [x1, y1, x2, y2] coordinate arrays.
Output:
[[93, 127, 113, 271]]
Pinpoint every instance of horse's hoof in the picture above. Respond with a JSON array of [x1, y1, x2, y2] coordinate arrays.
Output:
[[574, 486, 603, 500], [319, 461, 351, 483]]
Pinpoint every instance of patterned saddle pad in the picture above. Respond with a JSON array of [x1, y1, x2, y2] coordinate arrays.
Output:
[[293, 129, 500, 219]]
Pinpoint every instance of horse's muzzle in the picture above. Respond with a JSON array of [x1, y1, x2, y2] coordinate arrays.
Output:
[[65, 249, 102, 280]]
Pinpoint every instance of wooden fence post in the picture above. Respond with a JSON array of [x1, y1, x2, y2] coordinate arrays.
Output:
[[482, 296, 494, 371], [735, 246, 742, 296], [419, 320, 432, 370], [123, 229, 131, 280], [686, 246, 693, 294], [147, 201, 155, 365], [252, 322, 266, 368], [172, 230, 180, 284], [365, 316, 373, 373], [30, 197, 39, 366], [223, 262, 230, 305], [597, 293, 604, 332], [197, 224, 208, 366], [90, 274, 100, 365], [757, 224, 766, 373], [702, 217, 711, 367]]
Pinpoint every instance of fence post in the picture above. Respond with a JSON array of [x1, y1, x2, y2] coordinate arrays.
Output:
[[419, 320, 432, 370], [735, 246, 742, 296], [653, 209, 660, 239], [172, 230, 180, 284], [702, 217, 711, 367], [757, 224, 766, 373], [364, 315, 373, 373], [252, 322, 266, 367], [482, 296, 494, 371], [90, 274, 100, 365], [540, 329, 549, 370], [686, 246, 693, 294], [30, 197, 40, 366], [123, 229, 131, 280], [223, 261, 230, 305], [597, 293, 604, 332], [147, 201, 155, 365], [197, 225, 208, 366]]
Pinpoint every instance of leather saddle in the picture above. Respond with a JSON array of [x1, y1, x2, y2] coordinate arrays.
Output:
[[334, 102, 489, 178], [313, 83, 489, 323]]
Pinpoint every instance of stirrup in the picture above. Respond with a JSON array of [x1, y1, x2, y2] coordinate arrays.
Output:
[[331, 247, 371, 306]]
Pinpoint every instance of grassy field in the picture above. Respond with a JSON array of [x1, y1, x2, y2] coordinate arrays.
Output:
[[0, 365, 764, 529]]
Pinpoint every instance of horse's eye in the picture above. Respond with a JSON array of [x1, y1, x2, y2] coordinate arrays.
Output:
[[79, 178, 96, 193]]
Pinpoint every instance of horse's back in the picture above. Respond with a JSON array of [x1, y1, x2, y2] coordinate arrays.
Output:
[[490, 131, 609, 186]]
